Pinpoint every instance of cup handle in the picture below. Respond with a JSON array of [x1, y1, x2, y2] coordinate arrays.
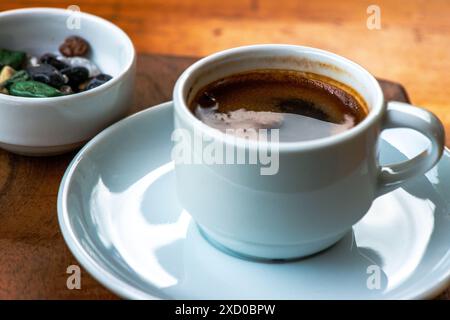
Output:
[[377, 101, 445, 196]]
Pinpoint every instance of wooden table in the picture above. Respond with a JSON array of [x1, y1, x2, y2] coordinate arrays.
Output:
[[0, 53, 448, 299]]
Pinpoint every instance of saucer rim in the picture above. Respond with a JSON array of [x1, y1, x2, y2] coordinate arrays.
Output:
[[58, 102, 173, 300], [57, 101, 450, 300]]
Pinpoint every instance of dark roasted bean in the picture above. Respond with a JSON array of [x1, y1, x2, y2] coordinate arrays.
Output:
[[61, 66, 89, 87], [26, 64, 66, 88], [85, 73, 112, 90], [39, 53, 69, 70]]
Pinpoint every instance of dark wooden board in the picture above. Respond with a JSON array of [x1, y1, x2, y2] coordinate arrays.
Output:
[[0, 54, 447, 299]]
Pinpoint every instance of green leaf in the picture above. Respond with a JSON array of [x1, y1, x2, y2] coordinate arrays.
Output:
[[2, 70, 30, 89], [0, 49, 27, 70], [9, 81, 63, 98]]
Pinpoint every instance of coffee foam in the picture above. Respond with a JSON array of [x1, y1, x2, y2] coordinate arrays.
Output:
[[190, 69, 367, 142], [196, 107, 355, 142]]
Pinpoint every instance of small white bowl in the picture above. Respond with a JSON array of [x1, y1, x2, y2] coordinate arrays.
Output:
[[0, 8, 136, 156]]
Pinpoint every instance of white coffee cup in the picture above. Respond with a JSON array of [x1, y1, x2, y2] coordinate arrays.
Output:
[[173, 45, 445, 260]]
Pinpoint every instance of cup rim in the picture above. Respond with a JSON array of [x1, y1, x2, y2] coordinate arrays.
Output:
[[0, 7, 135, 104], [174, 44, 384, 152]]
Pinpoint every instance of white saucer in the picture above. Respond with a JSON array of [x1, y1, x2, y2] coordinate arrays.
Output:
[[58, 102, 450, 299]]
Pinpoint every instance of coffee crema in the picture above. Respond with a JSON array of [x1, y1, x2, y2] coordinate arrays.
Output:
[[189, 69, 368, 142]]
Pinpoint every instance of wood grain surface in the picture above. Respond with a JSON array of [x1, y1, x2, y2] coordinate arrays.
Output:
[[0, 53, 448, 299]]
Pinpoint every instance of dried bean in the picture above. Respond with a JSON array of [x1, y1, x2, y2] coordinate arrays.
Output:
[[57, 57, 100, 77], [61, 66, 89, 88], [27, 64, 66, 88], [59, 36, 90, 57], [39, 53, 69, 70], [85, 74, 112, 90]]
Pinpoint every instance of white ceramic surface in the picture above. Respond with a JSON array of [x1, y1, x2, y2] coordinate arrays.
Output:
[[0, 8, 136, 155], [173, 45, 445, 259], [58, 102, 450, 299]]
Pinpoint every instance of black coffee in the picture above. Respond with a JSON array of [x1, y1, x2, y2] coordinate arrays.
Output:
[[189, 69, 368, 142]]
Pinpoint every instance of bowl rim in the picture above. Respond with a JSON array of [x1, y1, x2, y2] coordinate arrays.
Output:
[[0, 7, 136, 104]]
